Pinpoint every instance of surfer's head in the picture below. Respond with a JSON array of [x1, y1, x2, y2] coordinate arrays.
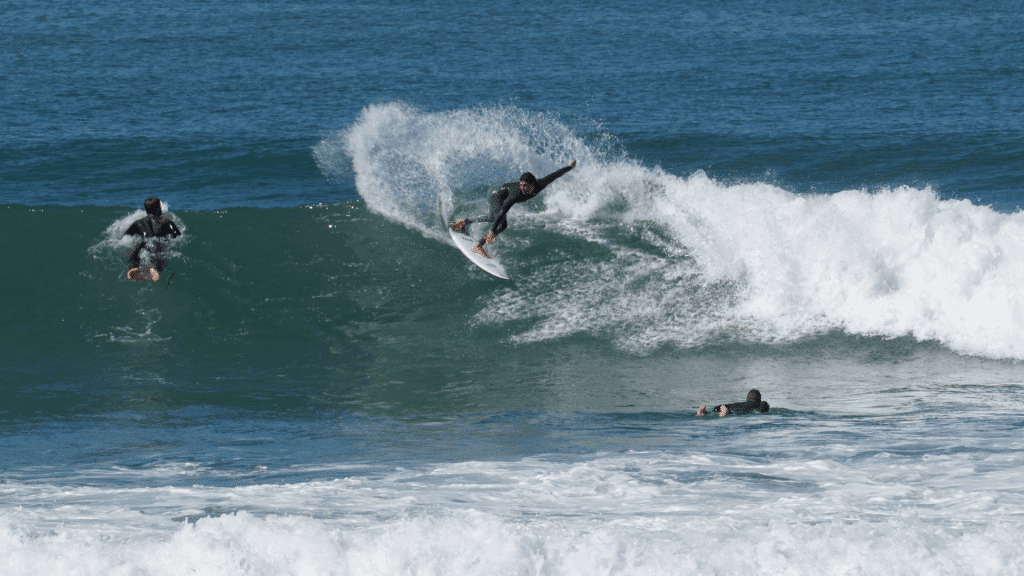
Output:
[[144, 197, 163, 216], [519, 172, 537, 193], [746, 389, 762, 404]]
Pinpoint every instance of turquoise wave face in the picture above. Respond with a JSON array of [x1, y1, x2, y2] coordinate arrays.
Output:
[[0, 199, 1014, 424], [2, 202, 578, 419]]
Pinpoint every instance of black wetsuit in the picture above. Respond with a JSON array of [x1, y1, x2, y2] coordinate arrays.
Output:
[[462, 164, 575, 245], [124, 215, 181, 271], [712, 400, 770, 415], [708, 389, 770, 415]]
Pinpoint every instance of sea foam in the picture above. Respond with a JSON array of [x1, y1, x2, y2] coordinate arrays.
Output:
[[1, 492, 1019, 576], [4, 443, 1023, 575]]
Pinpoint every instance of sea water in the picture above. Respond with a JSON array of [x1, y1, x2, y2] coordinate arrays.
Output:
[[3, 0, 1024, 574]]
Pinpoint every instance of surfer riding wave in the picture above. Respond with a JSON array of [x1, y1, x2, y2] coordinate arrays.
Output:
[[450, 160, 576, 258]]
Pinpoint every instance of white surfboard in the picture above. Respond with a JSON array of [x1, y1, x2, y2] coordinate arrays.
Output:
[[449, 227, 509, 280]]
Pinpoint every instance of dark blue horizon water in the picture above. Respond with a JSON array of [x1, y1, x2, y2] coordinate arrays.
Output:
[[4, 1, 1024, 574], [3, 0, 1023, 210]]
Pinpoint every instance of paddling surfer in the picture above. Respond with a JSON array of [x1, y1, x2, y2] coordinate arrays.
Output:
[[697, 389, 770, 417], [450, 160, 576, 258], [124, 197, 181, 282]]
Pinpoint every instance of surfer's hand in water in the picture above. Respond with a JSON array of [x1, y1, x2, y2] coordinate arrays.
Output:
[[568, 159, 576, 169], [718, 405, 729, 417], [696, 405, 707, 417], [450, 219, 467, 233], [483, 231, 496, 244]]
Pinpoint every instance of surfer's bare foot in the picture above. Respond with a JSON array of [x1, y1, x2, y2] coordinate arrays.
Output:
[[127, 267, 159, 282], [697, 405, 707, 417], [483, 230, 497, 245], [450, 219, 467, 233], [718, 405, 729, 417], [471, 243, 490, 258]]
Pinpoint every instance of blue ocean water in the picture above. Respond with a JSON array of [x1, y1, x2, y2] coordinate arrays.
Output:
[[3, 1, 1024, 574]]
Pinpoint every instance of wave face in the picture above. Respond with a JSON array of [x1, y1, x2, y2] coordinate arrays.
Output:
[[3, 104, 1021, 428], [315, 103, 1024, 359]]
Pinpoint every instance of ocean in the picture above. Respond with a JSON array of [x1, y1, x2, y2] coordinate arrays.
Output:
[[3, 0, 1024, 574]]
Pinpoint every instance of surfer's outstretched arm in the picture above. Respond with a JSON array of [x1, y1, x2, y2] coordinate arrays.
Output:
[[532, 159, 576, 193]]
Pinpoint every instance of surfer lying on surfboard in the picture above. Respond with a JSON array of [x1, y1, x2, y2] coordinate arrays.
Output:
[[124, 197, 181, 282], [696, 389, 770, 417], [450, 160, 576, 258]]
